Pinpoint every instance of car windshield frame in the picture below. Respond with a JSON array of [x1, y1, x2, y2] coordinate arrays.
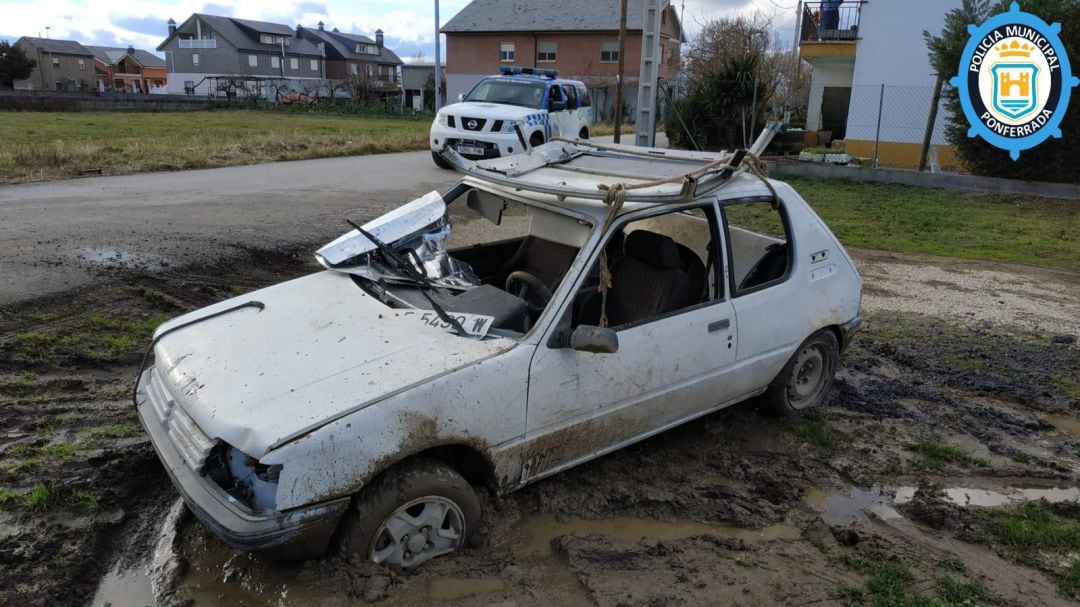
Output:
[[464, 78, 547, 109]]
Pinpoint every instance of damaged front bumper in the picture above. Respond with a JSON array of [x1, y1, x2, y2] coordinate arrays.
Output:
[[135, 368, 350, 560]]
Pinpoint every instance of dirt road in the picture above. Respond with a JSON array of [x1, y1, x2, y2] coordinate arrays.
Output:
[[0, 223, 1075, 607]]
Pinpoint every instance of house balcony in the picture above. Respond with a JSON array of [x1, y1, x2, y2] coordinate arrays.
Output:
[[179, 39, 217, 49], [799, 1, 864, 60]]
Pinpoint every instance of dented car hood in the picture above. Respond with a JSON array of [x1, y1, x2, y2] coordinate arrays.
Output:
[[151, 271, 511, 459]]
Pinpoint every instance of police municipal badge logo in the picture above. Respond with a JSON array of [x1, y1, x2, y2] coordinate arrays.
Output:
[[952, 1, 1079, 159]]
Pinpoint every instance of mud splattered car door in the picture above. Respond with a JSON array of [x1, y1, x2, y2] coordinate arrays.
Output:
[[522, 204, 738, 482]]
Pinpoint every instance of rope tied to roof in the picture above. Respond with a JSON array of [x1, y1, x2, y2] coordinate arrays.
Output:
[[591, 150, 779, 328]]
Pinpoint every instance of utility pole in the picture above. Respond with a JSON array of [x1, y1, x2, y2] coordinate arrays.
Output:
[[434, 0, 442, 111], [613, 0, 628, 143], [919, 75, 945, 172]]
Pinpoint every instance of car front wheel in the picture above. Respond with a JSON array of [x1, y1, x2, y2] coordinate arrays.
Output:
[[431, 151, 454, 170], [338, 459, 480, 568], [763, 329, 839, 416]]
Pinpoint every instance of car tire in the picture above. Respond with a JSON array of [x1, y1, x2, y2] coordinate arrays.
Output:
[[431, 151, 454, 170], [579, 128, 590, 140], [762, 329, 839, 417], [337, 458, 480, 569], [529, 132, 545, 148]]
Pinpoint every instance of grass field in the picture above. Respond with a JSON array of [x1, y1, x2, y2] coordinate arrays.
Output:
[[788, 176, 1079, 270], [0, 110, 433, 184]]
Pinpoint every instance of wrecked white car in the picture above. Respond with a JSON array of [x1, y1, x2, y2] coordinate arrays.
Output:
[[134, 129, 862, 567]]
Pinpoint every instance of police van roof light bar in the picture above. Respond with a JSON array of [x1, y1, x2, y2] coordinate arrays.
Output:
[[499, 66, 559, 78]]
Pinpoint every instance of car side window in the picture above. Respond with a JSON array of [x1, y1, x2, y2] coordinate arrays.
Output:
[[722, 200, 792, 296], [575, 85, 592, 107], [571, 205, 722, 330], [561, 85, 578, 109]]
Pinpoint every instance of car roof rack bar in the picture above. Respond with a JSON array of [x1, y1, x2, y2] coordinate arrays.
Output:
[[499, 66, 559, 78]]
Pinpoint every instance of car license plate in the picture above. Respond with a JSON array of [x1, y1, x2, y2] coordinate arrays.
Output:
[[456, 145, 485, 156]]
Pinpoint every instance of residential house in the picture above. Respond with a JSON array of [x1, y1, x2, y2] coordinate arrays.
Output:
[[86, 45, 167, 93], [299, 22, 403, 98], [441, 0, 684, 117], [798, 0, 963, 168], [401, 63, 445, 111], [157, 13, 325, 96], [13, 37, 95, 91]]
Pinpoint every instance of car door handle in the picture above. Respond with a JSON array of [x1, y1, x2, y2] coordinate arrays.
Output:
[[709, 319, 730, 333]]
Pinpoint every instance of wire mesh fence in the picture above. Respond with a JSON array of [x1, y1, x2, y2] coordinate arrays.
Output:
[[803, 82, 956, 170]]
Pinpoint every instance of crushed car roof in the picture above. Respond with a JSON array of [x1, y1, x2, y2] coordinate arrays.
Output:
[[443, 125, 783, 220]]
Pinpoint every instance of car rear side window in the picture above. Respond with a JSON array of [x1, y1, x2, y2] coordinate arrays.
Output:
[[722, 201, 792, 296]]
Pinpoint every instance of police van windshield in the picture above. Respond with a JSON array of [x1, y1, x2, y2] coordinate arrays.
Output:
[[465, 79, 547, 109]]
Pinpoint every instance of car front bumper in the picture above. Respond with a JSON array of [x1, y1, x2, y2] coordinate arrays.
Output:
[[135, 367, 350, 560], [430, 125, 524, 160]]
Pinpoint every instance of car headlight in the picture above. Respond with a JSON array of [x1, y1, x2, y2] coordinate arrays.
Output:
[[204, 442, 280, 512], [500, 120, 522, 133], [436, 113, 448, 127]]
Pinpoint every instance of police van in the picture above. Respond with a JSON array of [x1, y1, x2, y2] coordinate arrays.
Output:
[[429, 67, 594, 168]]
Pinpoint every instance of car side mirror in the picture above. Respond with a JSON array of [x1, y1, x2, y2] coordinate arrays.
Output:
[[550, 100, 566, 112], [570, 325, 619, 354], [457, 93, 465, 102]]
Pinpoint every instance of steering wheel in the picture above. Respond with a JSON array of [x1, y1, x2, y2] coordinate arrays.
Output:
[[505, 270, 554, 308]]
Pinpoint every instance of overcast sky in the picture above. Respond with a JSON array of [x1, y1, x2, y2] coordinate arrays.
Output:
[[0, 0, 800, 58]]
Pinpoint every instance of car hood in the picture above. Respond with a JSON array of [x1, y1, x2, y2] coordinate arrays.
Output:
[[151, 271, 512, 458], [442, 101, 540, 120]]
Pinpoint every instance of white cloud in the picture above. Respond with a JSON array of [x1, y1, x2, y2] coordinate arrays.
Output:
[[0, 0, 801, 54]]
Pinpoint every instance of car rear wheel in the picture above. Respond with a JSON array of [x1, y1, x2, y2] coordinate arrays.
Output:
[[431, 151, 454, 170], [337, 459, 480, 568], [762, 330, 839, 416], [529, 132, 545, 148], [579, 127, 590, 140]]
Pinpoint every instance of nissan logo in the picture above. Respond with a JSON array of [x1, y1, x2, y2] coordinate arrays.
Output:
[[467, 120, 478, 130]]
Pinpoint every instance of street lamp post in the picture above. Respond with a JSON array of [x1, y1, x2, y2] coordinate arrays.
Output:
[[434, 0, 442, 111]]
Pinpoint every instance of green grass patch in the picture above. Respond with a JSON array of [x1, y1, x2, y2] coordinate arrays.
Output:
[[84, 423, 139, 440], [909, 439, 989, 472], [0, 110, 433, 184], [982, 503, 1080, 598], [786, 176, 1080, 270], [1, 371, 36, 396], [1, 312, 169, 365], [7, 442, 78, 462], [23, 482, 60, 512], [67, 490, 99, 513], [837, 552, 991, 606], [1060, 559, 1080, 597], [0, 487, 18, 505], [786, 412, 835, 448]]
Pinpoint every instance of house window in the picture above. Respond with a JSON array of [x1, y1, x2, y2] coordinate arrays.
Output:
[[367, 64, 375, 78], [192, 53, 200, 66], [52, 57, 60, 67], [78, 58, 86, 70], [290, 57, 298, 70], [600, 41, 619, 62], [499, 42, 515, 62], [248, 54, 258, 67], [350, 63, 358, 75], [537, 41, 556, 62], [259, 34, 289, 45], [310, 59, 318, 71], [271, 56, 280, 69]]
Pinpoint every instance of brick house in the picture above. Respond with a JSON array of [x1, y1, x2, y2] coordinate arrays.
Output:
[[441, 0, 684, 118], [298, 22, 403, 99], [13, 37, 95, 91], [86, 46, 168, 93], [157, 13, 325, 96]]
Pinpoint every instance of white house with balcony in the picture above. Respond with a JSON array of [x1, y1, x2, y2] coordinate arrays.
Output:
[[798, 0, 963, 168]]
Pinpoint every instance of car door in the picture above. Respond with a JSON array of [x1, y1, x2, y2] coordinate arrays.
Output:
[[721, 196, 805, 398], [523, 202, 739, 482], [546, 84, 573, 139]]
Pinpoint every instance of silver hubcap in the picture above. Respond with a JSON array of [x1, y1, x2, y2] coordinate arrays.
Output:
[[369, 496, 466, 567], [787, 344, 826, 407]]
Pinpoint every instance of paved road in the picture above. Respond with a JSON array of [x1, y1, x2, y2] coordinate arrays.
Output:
[[0, 151, 459, 305]]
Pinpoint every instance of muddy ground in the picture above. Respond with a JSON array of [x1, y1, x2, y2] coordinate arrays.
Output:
[[0, 244, 1077, 607]]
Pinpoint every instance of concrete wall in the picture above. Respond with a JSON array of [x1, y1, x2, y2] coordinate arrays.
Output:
[[0, 89, 231, 111]]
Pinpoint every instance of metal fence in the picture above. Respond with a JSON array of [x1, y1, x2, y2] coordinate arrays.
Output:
[[803, 82, 954, 170]]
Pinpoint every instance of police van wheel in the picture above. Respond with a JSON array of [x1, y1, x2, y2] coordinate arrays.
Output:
[[530, 132, 545, 148], [431, 151, 454, 170], [579, 128, 590, 140]]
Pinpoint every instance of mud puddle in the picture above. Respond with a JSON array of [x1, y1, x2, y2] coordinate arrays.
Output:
[[804, 485, 903, 525]]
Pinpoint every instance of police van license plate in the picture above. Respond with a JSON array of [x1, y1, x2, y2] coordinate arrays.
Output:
[[456, 145, 485, 156]]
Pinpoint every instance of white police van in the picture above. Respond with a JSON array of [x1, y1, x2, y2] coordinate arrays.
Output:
[[430, 67, 594, 169]]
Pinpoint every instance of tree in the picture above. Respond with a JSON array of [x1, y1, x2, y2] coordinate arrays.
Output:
[[665, 13, 799, 151], [0, 40, 37, 89], [925, 0, 1080, 183]]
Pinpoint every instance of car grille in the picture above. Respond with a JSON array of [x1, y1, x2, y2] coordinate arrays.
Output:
[[146, 367, 215, 471], [461, 117, 487, 132]]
